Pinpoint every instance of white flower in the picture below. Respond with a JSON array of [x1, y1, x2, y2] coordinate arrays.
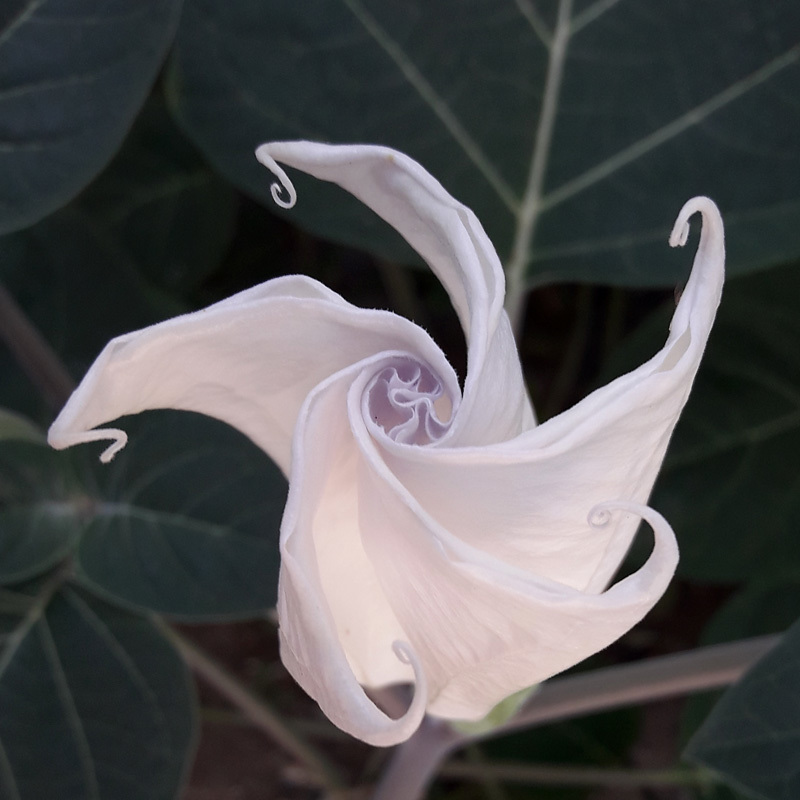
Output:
[[48, 142, 724, 747]]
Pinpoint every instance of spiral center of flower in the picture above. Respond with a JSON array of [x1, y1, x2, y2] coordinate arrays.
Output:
[[365, 357, 451, 445]]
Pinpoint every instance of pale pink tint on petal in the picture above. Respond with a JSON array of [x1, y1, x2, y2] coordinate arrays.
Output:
[[256, 142, 535, 445], [48, 276, 455, 474], [365, 199, 724, 593]]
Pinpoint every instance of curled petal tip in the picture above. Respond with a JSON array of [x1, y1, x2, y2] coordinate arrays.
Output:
[[669, 196, 722, 249], [391, 640, 415, 665], [589, 500, 679, 572], [47, 427, 128, 463], [255, 144, 298, 209], [588, 504, 613, 528]]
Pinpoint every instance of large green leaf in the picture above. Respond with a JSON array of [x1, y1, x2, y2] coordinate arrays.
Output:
[[681, 571, 800, 774], [0, 411, 287, 619], [77, 97, 238, 293], [74, 411, 287, 619], [169, 0, 800, 293], [685, 618, 800, 800], [0, 205, 182, 415], [0, 506, 82, 584], [0, 0, 183, 234], [602, 263, 800, 583], [0, 581, 195, 800]]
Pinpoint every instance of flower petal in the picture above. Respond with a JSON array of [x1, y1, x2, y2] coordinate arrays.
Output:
[[256, 142, 535, 444], [278, 359, 429, 746], [348, 370, 678, 718], [47, 275, 455, 473], [361, 198, 724, 593]]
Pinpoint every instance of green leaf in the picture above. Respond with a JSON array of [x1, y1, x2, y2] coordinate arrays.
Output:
[[169, 0, 800, 291], [0, 580, 196, 800], [681, 572, 800, 764], [698, 574, 800, 646], [75, 411, 287, 619], [0, 506, 82, 584], [0, 441, 85, 583], [657, 263, 800, 582], [0, 412, 286, 619], [0, 0, 183, 234], [0, 206, 183, 415], [78, 97, 238, 293], [685, 617, 800, 800], [603, 263, 800, 583]]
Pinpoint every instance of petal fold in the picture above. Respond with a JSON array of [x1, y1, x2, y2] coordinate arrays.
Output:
[[256, 142, 535, 444], [48, 276, 454, 474], [348, 377, 678, 717], [365, 198, 724, 593], [278, 362, 428, 745], [48, 131, 725, 748]]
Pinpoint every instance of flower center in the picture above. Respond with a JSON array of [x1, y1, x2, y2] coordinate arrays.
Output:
[[365, 357, 452, 445]]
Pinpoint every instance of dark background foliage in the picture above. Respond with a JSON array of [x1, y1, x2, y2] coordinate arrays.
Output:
[[1, 1, 798, 798]]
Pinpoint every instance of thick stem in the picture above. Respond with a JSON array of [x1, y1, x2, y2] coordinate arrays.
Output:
[[371, 635, 780, 800], [371, 717, 461, 800], [483, 634, 779, 742]]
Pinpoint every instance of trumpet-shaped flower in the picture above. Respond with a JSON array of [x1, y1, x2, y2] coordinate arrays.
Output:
[[48, 142, 724, 746]]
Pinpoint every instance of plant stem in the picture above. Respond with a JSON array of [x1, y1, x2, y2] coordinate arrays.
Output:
[[463, 745, 509, 800], [161, 624, 344, 791], [440, 760, 714, 790], [0, 281, 75, 410], [371, 717, 461, 800], [485, 634, 779, 741], [371, 634, 780, 800]]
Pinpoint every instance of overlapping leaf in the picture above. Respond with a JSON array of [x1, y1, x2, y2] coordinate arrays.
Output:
[[602, 263, 800, 583], [169, 0, 800, 290], [686, 618, 800, 800], [76, 411, 287, 619], [0, 0, 183, 234], [0, 582, 195, 800], [77, 99, 238, 293], [0, 207, 182, 415], [681, 571, 800, 781], [0, 410, 286, 620], [0, 439, 84, 583]]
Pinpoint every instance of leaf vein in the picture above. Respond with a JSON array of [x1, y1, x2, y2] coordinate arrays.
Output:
[[512, 0, 552, 48], [570, 0, 625, 36], [38, 616, 101, 800], [541, 43, 800, 213], [61, 588, 173, 757], [0, 736, 21, 800], [504, 0, 573, 332], [339, 0, 519, 212]]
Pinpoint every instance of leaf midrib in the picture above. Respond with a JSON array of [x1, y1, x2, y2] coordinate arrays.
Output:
[[334, 0, 800, 323]]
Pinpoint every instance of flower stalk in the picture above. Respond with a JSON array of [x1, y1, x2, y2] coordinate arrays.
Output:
[[371, 634, 780, 800]]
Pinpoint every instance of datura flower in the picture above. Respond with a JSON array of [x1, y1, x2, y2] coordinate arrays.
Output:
[[48, 142, 725, 747]]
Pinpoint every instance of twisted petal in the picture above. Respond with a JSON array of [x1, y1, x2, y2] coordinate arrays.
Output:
[[47, 140, 724, 746], [278, 360, 429, 745], [256, 142, 535, 444], [47, 275, 455, 474], [373, 198, 724, 594]]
